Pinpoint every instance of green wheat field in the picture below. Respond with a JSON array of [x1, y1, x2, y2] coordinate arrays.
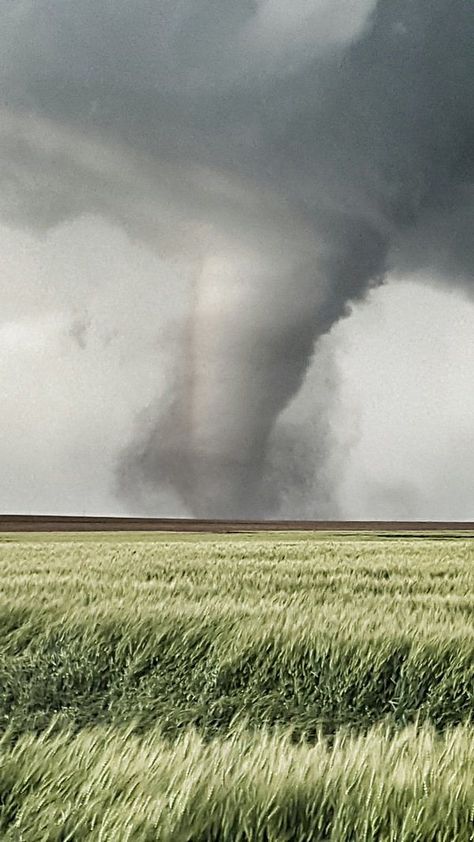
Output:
[[0, 531, 473, 840]]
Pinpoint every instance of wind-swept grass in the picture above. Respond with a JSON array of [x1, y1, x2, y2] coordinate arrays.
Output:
[[0, 539, 473, 738], [0, 718, 473, 841], [0, 536, 473, 838]]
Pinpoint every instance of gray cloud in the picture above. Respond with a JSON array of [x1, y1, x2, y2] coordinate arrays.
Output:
[[0, 0, 473, 516], [68, 311, 91, 350], [333, 279, 474, 521]]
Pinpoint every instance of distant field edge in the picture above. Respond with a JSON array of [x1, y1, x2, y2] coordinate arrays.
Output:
[[1, 515, 474, 533]]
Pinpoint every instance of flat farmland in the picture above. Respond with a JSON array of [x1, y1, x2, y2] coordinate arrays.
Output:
[[0, 534, 473, 840]]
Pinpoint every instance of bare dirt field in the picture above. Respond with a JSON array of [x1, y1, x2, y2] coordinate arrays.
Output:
[[1, 514, 473, 533]]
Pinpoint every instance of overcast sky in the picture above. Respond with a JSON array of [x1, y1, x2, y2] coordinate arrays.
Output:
[[0, 0, 473, 519]]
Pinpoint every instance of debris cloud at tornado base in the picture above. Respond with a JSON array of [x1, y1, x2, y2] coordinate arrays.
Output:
[[0, 0, 472, 516]]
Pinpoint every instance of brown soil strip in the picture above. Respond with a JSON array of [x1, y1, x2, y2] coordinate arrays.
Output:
[[0, 516, 473, 533]]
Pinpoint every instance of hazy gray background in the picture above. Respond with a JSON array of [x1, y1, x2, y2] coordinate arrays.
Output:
[[0, 0, 473, 519]]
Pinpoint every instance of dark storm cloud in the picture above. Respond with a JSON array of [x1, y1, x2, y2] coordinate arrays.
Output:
[[0, 0, 473, 516], [1, 0, 471, 254]]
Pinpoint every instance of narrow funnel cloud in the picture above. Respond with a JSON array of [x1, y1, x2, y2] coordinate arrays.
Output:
[[0, 0, 472, 516]]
